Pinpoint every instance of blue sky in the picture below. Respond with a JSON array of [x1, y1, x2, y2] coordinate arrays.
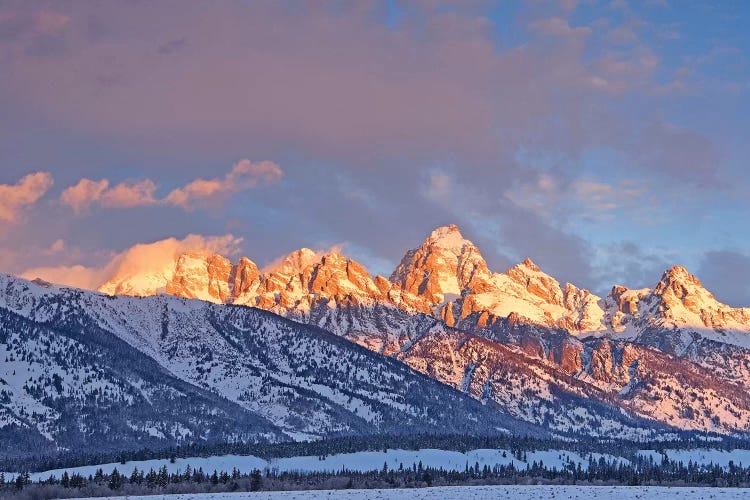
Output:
[[1, 0, 749, 305]]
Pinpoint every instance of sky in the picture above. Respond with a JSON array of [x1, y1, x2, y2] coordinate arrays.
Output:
[[1, 0, 750, 305]]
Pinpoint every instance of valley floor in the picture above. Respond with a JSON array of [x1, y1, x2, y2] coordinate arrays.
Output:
[[71, 485, 748, 500]]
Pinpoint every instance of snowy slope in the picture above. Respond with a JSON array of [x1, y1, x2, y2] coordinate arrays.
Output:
[[0, 274, 535, 459]]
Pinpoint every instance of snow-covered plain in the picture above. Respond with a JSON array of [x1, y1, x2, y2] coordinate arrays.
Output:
[[72, 485, 750, 500]]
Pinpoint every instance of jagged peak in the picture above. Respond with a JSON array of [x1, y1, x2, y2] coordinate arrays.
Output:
[[428, 223, 462, 239], [237, 256, 256, 265], [519, 257, 541, 272], [507, 257, 549, 278], [175, 251, 230, 264], [424, 224, 473, 252], [611, 284, 630, 296], [264, 247, 324, 275], [656, 265, 703, 290]]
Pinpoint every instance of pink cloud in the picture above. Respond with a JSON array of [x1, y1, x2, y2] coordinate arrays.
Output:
[[22, 233, 242, 292], [0, 172, 54, 223], [101, 179, 158, 208], [60, 178, 157, 212], [165, 159, 283, 210], [60, 160, 282, 214], [60, 179, 110, 213]]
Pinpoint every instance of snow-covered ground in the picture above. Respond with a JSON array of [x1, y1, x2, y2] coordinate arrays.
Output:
[[72, 485, 750, 500], [11, 448, 624, 482]]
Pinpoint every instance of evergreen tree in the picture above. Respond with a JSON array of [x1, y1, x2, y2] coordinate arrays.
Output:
[[108, 468, 123, 490], [250, 468, 262, 491]]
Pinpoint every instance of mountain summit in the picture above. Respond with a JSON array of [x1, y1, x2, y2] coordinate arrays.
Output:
[[91, 224, 750, 345], [390, 224, 491, 306]]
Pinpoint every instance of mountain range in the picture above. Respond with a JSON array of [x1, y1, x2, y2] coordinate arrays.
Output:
[[4, 224, 750, 458]]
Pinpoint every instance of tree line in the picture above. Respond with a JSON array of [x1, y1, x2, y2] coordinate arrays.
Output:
[[3, 431, 745, 474], [4, 451, 750, 499]]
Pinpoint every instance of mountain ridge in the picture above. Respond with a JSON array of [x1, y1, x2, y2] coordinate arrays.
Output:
[[0, 272, 539, 458], [15, 225, 750, 436], [87, 225, 750, 345]]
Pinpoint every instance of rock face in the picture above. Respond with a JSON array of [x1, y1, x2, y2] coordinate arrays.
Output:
[[97, 225, 750, 348], [33, 224, 750, 436], [0, 274, 529, 457], [390, 224, 491, 306], [601, 266, 750, 352]]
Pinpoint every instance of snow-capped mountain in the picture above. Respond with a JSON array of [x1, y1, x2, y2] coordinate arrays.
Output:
[[0, 274, 535, 460], [94, 224, 750, 346], [18, 224, 750, 437]]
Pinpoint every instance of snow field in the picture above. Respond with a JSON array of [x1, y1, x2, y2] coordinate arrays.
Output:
[[72, 485, 750, 500]]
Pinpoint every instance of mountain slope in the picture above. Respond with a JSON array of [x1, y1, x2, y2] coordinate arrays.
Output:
[[0, 305, 284, 459], [0, 274, 535, 458], [30, 225, 750, 436]]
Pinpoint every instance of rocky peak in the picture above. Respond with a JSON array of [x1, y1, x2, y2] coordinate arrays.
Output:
[[506, 258, 563, 306], [650, 265, 729, 325], [424, 224, 468, 251], [603, 266, 750, 335], [609, 285, 650, 315], [166, 253, 234, 302], [305, 253, 383, 304], [654, 265, 707, 299], [267, 248, 323, 276], [232, 257, 261, 297], [520, 257, 541, 272], [389, 225, 491, 305]]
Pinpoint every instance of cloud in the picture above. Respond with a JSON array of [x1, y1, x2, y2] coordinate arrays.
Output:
[[165, 159, 283, 210], [635, 121, 720, 187], [424, 171, 453, 201], [419, 168, 595, 287], [44, 238, 66, 255], [0, 172, 53, 223], [529, 17, 591, 39], [21, 264, 108, 290], [101, 179, 158, 208], [21, 233, 242, 291], [607, 26, 638, 44], [60, 178, 157, 213], [698, 250, 750, 307], [60, 179, 109, 213], [503, 171, 648, 224], [592, 241, 678, 292], [60, 159, 282, 213]]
